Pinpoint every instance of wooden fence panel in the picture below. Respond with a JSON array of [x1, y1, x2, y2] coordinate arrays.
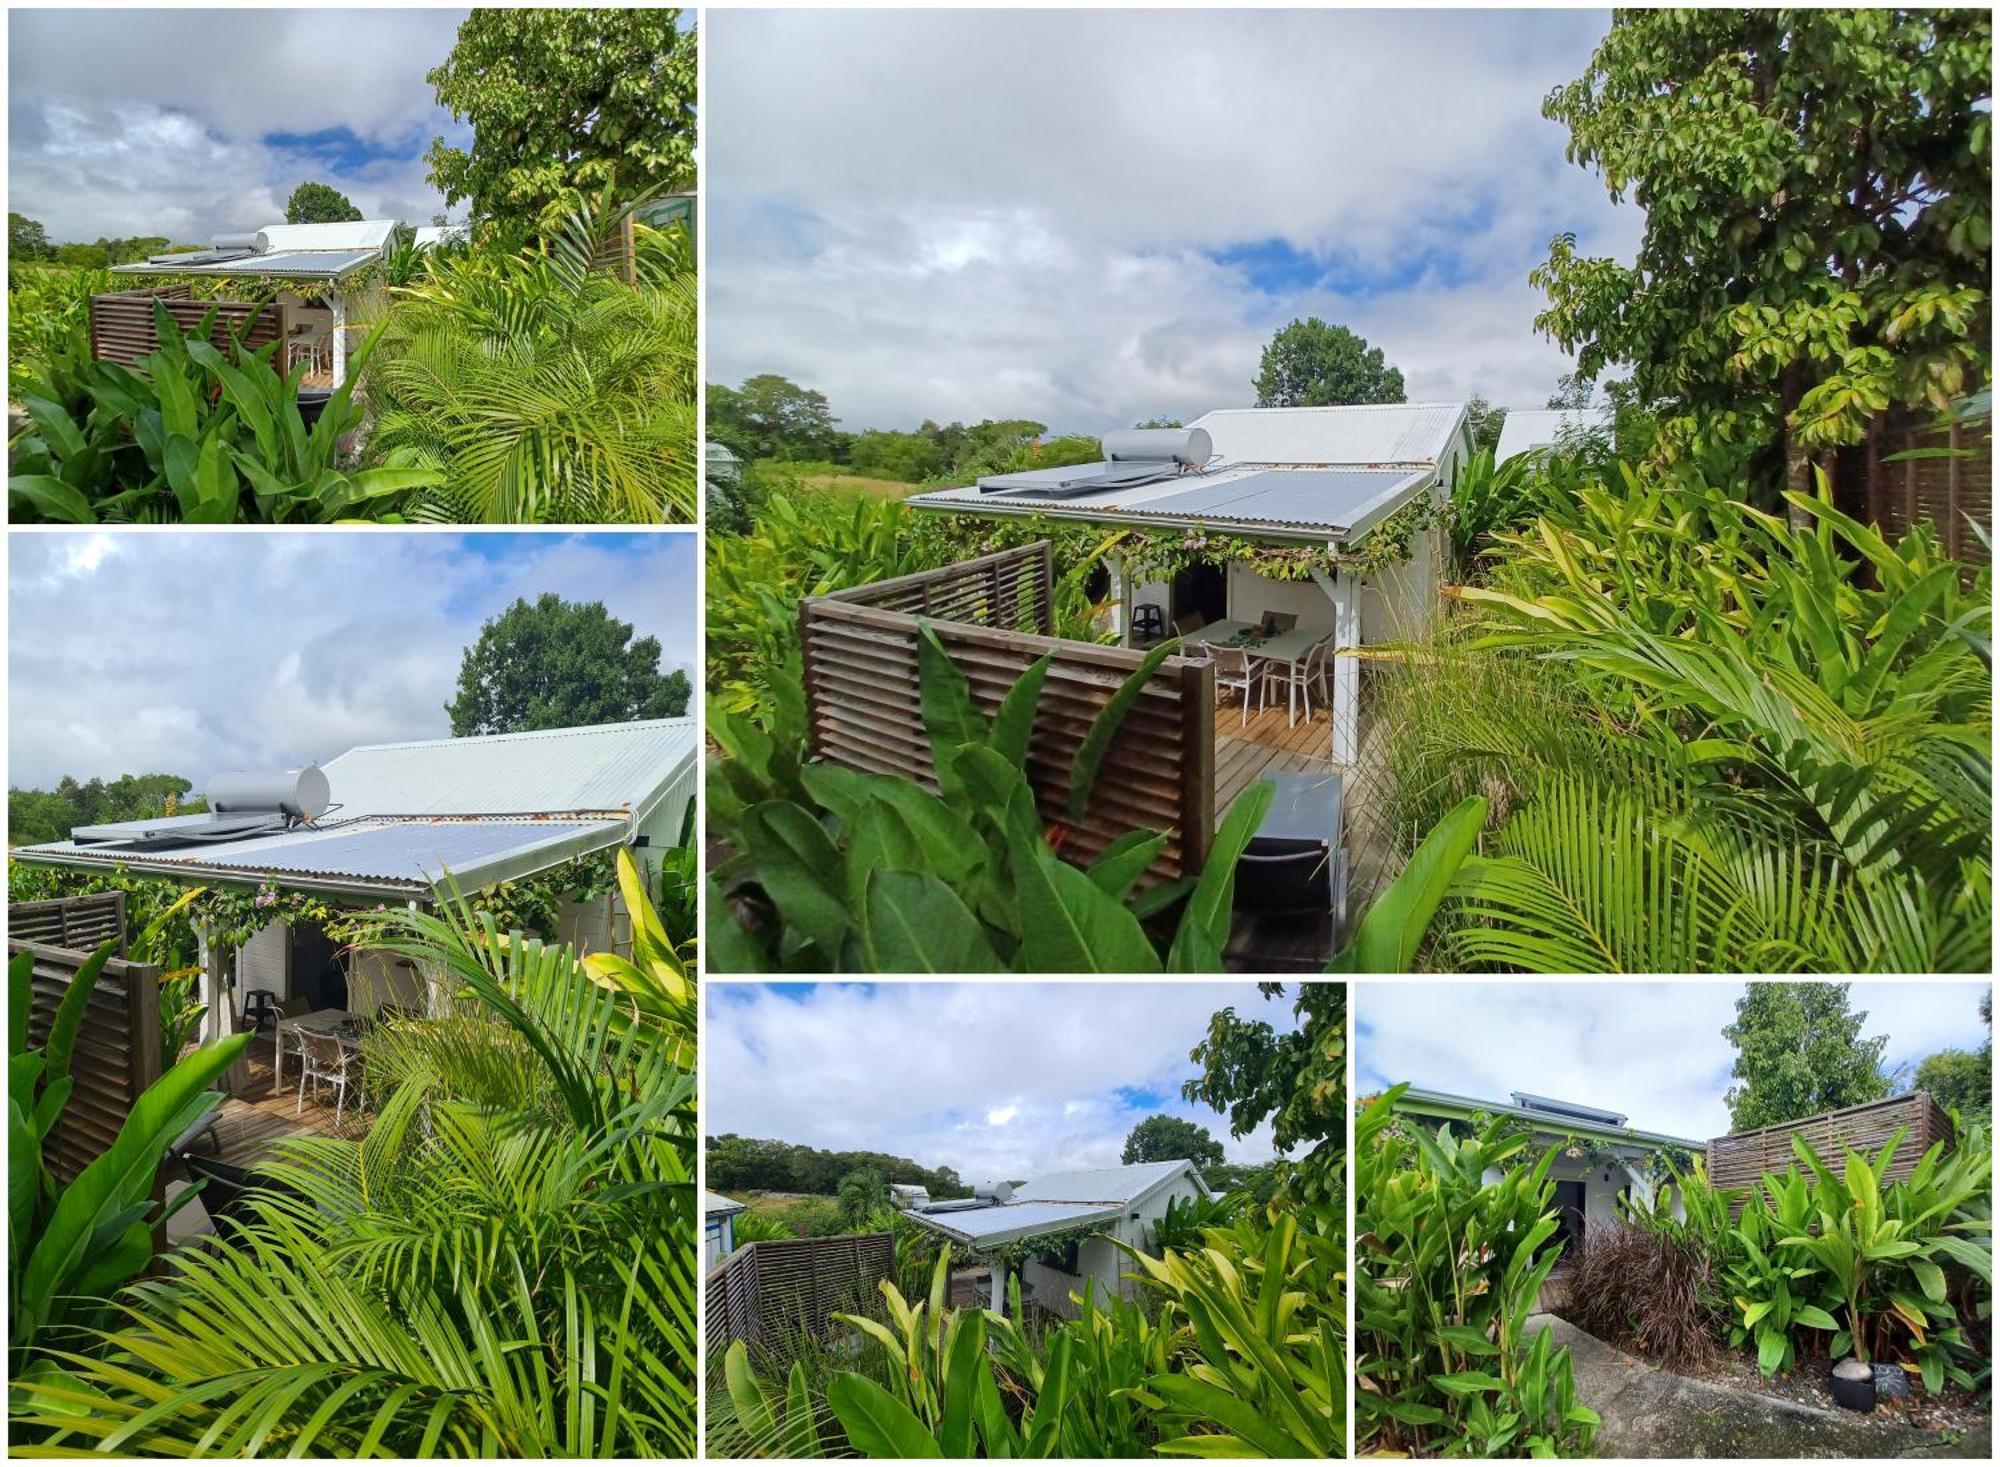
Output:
[[9, 934, 162, 1182], [706, 1232, 896, 1363], [89, 289, 284, 369], [800, 542, 1215, 882], [7, 890, 127, 955], [1862, 403, 1991, 572], [1706, 1092, 1955, 1197]]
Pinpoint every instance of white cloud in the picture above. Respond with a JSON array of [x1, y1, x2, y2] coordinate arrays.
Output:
[[6, 532, 698, 790], [7, 8, 470, 240], [706, 7, 1639, 430], [1354, 981, 1992, 1143], [705, 982, 1316, 1182]]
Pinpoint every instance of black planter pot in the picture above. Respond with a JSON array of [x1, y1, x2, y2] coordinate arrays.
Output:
[[297, 389, 333, 431], [1829, 1358, 1876, 1413]]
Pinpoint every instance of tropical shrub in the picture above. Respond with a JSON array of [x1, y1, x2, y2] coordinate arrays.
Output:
[[363, 197, 698, 524], [7, 303, 439, 523], [9, 945, 251, 1376], [7, 261, 112, 400], [1563, 1222, 1726, 1371], [708, 625, 1274, 973], [8, 849, 700, 1456], [1354, 1086, 1600, 1457]]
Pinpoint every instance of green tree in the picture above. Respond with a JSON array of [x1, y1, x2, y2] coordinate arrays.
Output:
[[1534, 9, 1992, 500], [1914, 989, 1992, 1120], [284, 181, 363, 225], [1253, 318, 1406, 407], [1184, 982, 1344, 1206], [425, 8, 698, 234], [1133, 416, 1184, 429], [836, 1166, 889, 1228], [1464, 394, 1506, 455], [706, 374, 847, 463], [1723, 983, 1889, 1131], [446, 593, 691, 736], [9, 213, 54, 261], [1121, 1114, 1224, 1170]]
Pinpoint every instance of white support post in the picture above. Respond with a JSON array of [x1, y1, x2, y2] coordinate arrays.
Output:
[[1309, 560, 1362, 765], [1106, 553, 1128, 643], [197, 930, 251, 1095], [328, 291, 348, 389], [989, 1264, 1006, 1313]]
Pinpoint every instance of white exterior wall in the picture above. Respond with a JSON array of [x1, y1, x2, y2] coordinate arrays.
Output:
[[1226, 564, 1334, 639], [704, 1214, 737, 1273], [1361, 522, 1439, 643], [347, 947, 426, 1018], [1019, 1172, 1206, 1316], [232, 920, 288, 1015]]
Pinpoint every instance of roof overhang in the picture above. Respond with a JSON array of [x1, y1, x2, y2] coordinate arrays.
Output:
[[902, 1201, 1123, 1250], [1393, 1085, 1703, 1152], [109, 251, 379, 284], [907, 464, 1434, 547]]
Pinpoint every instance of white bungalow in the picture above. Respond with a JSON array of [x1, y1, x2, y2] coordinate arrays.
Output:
[[909, 403, 1472, 765], [705, 1190, 748, 1271], [107, 220, 401, 389], [901, 1159, 1210, 1316], [14, 718, 697, 1089], [1392, 1087, 1701, 1253]]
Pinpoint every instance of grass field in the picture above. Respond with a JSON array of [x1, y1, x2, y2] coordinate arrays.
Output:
[[797, 472, 916, 499]]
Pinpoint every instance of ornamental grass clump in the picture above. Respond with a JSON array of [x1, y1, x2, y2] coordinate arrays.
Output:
[[1563, 1222, 1727, 1371], [1354, 1086, 1600, 1457]]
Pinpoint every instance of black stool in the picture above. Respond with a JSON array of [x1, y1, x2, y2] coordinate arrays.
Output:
[[243, 988, 279, 1033], [1133, 603, 1166, 639]]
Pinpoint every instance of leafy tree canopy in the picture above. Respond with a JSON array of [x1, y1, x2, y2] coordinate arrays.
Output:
[[706, 374, 847, 463], [9, 213, 53, 261], [705, 1134, 968, 1199], [1184, 982, 1344, 1207], [446, 592, 690, 736], [285, 181, 363, 225], [1914, 1048, 1991, 1122], [1464, 394, 1506, 455], [1120, 1113, 1225, 1171], [425, 7, 698, 234], [1534, 9, 1992, 492], [1723, 982, 1889, 1131], [1254, 318, 1406, 407], [835, 1166, 890, 1226], [9, 773, 204, 848]]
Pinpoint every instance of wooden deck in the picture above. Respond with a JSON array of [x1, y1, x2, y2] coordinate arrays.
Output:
[[1214, 698, 1336, 821], [207, 1033, 353, 1166]]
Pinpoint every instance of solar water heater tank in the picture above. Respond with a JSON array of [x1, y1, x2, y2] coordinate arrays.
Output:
[[1101, 426, 1212, 466], [207, 765, 331, 821]]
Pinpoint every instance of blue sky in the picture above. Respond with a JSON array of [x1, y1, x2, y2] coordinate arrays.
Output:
[[7, 8, 471, 242], [707, 7, 1639, 434], [7, 532, 697, 790], [706, 982, 1313, 1181], [1354, 982, 1992, 1142]]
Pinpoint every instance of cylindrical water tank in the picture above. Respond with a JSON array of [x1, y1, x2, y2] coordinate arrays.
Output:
[[207, 766, 331, 820], [1102, 426, 1213, 465], [211, 232, 260, 253]]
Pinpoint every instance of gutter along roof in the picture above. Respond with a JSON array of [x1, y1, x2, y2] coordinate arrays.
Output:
[[12, 719, 698, 902], [1393, 1086, 1704, 1151]]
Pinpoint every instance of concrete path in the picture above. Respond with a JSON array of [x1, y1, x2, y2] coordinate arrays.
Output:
[[1527, 1315, 1990, 1460]]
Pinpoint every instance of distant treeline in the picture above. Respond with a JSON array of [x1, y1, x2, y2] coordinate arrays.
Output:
[[705, 1133, 974, 1199], [7, 215, 203, 270], [8, 773, 204, 848]]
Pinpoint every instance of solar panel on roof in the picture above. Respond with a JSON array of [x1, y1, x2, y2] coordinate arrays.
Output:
[[976, 459, 1184, 497]]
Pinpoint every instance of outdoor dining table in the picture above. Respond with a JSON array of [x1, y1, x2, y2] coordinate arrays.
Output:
[[270, 1008, 361, 1095], [1183, 621, 1324, 725]]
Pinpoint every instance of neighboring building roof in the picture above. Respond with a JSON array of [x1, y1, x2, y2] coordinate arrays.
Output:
[[12, 718, 698, 900], [704, 1190, 748, 1218], [111, 220, 398, 283], [1189, 402, 1471, 467], [412, 224, 470, 250], [1494, 407, 1611, 464], [1393, 1085, 1703, 1151], [902, 1160, 1208, 1250], [907, 402, 1466, 544]]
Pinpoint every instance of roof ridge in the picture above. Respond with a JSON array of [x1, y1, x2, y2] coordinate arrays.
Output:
[[336, 717, 695, 755]]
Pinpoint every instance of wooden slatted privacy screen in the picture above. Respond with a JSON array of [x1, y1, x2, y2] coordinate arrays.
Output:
[[1861, 402, 1992, 574], [7, 890, 128, 954], [89, 287, 284, 369], [1706, 1092, 1955, 1197], [9, 934, 163, 1183], [799, 542, 1216, 882], [705, 1232, 896, 1362]]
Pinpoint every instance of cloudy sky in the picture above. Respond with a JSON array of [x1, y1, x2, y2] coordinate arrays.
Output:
[[707, 981, 1313, 1182], [707, 7, 1638, 434], [6, 532, 698, 790], [1355, 981, 1993, 1142], [8, 7, 470, 242]]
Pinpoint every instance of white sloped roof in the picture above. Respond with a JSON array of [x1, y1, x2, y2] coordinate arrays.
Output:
[[1189, 402, 1470, 467], [1012, 1159, 1209, 1204], [902, 1160, 1208, 1250], [1494, 407, 1611, 464], [704, 1190, 748, 1217]]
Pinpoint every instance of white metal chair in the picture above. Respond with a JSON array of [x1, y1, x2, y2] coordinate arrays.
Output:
[[1262, 637, 1335, 724], [297, 1031, 362, 1124], [1209, 646, 1261, 726]]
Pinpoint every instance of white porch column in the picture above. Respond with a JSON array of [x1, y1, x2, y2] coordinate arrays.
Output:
[[1309, 560, 1362, 764], [989, 1263, 1006, 1313], [328, 291, 348, 388], [1106, 553, 1128, 642], [196, 930, 251, 1095]]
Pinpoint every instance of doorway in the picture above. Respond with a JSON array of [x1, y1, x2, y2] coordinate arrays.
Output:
[[1552, 1179, 1586, 1260], [1170, 562, 1227, 630], [288, 923, 349, 1013]]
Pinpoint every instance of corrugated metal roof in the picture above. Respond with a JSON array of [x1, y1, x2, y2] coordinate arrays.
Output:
[[1494, 407, 1610, 464], [1397, 1086, 1704, 1150], [323, 718, 697, 821], [909, 463, 1429, 541], [1013, 1159, 1206, 1205], [1190, 402, 1469, 467], [111, 248, 384, 282], [905, 1200, 1123, 1248], [17, 817, 625, 895], [704, 1191, 747, 1217]]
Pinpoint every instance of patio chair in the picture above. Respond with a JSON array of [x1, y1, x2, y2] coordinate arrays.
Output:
[[1209, 646, 1261, 726], [1233, 846, 1334, 915], [181, 1154, 311, 1237], [1258, 610, 1298, 635], [297, 1032, 362, 1124], [1262, 636, 1335, 723], [1173, 611, 1207, 637], [277, 994, 313, 1068]]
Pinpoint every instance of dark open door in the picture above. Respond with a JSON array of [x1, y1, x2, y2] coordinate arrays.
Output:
[[1171, 562, 1227, 628], [1552, 1180, 1586, 1260], [288, 923, 349, 1013]]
